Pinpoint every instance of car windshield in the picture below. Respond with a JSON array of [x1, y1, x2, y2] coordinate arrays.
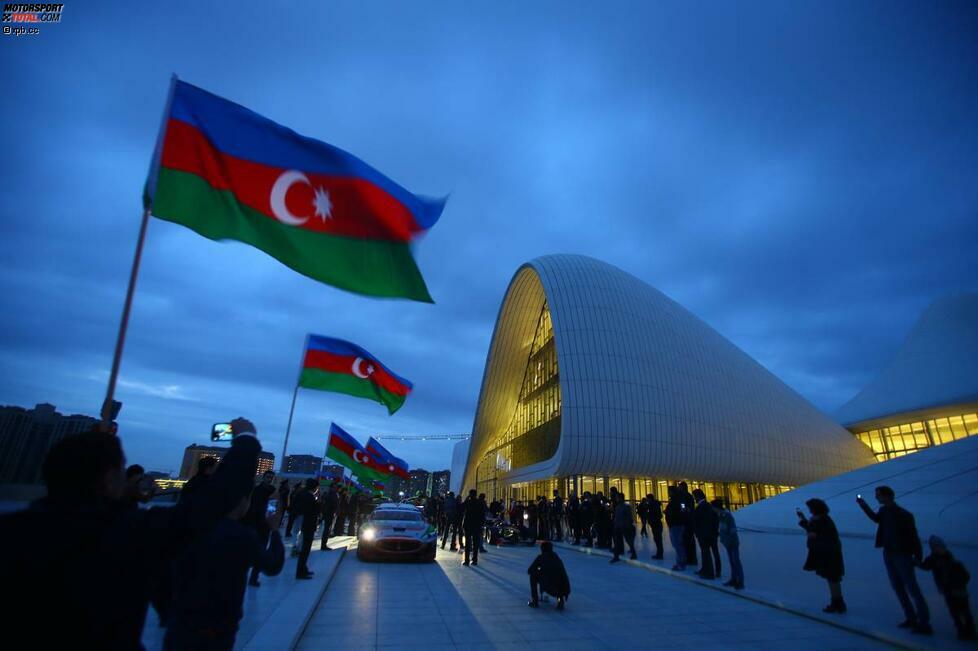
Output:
[[372, 511, 422, 522]]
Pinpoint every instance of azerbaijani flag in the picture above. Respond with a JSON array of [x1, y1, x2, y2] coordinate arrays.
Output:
[[300, 334, 412, 415], [325, 423, 394, 482], [366, 437, 410, 480], [146, 77, 444, 302]]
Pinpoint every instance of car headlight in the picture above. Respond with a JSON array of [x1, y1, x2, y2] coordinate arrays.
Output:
[[362, 528, 376, 541]]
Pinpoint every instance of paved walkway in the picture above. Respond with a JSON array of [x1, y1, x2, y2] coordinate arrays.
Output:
[[296, 543, 895, 651], [142, 535, 354, 650], [591, 525, 976, 650]]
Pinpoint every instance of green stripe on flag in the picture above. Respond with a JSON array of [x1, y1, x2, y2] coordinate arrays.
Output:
[[299, 368, 407, 415], [152, 168, 434, 302], [325, 444, 387, 482]]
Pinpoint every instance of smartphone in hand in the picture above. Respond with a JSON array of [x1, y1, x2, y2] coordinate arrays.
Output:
[[211, 422, 234, 442]]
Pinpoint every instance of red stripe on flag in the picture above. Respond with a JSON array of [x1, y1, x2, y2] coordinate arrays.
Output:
[[329, 432, 359, 459], [304, 350, 410, 396], [160, 119, 417, 242], [329, 432, 393, 475]]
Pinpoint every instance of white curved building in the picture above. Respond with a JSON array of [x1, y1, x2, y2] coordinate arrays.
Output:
[[836, 293, 978, 462], [448, 438, 470, 495], [461, 255, 874, 506]]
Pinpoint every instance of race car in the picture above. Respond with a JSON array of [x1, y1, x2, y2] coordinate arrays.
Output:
[[356, 502, 438, 562]]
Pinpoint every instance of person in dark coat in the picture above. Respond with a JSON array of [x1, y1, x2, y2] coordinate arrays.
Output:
[[293, 478, 320, 579], [918, 535, 975, 640], [275, 479, 291, 528], [610, 493, 637, 563], [637, 497, 650, 538], [647, 493, 664, 560], [0, 418, 262, 650], [333, 487, 348, 536], [461, 489, 486, 566], [441, 491, 459, 550], [243, 469, 276, 587], [164, 493, 285, 650], [798, 498, 846, 614], [678, 482, 698, 565], [665, 485, 688, 571], [284, 482, 303, 537], [857, 486, 931, 634], [179, 455, 218, 504], [551, 490, 564, 542], [580, 492, 594, 547], [536, 495, 550, 541], [691, 489, 720, 579], [319, 482, 339, 551], [567, 490, 581, 545], [527, 541, 571, 610], [713, 498, 744, 589]]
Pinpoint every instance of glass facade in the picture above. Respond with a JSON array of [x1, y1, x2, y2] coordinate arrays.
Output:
[[470, 300, 797, 508], [853, 412, 978, 462], [475, 302, 561, 498], [509, 476, 792, 510]]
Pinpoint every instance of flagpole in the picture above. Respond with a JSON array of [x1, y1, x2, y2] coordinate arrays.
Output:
[[102, 75, 178, 429], [280, 334, 310, 471], [279, 383, 300, 472], [101, 206, 152, 426]]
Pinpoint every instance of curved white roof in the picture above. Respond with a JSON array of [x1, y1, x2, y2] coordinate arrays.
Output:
[[835, 293, 978, 428], [462, 255, 874, 491], [735, 433, 978, 546]]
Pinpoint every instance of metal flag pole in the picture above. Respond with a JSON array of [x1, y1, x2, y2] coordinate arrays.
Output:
[[280, 334, 310, 471], [101, 74, 178, 429]]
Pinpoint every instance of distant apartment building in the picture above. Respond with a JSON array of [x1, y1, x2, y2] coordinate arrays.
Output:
[[320, 463, 345, 479], [0, 403, 98, 484], [431, 470, 451, 496], [179, 444, 275, 479], [406, 469, 430, 497], [283, 454, 322, 475]]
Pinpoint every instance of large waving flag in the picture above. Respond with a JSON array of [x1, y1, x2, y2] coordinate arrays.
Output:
[[300, 335, 412, 415], [146, 78, 445, 302], [325, 423, 395, 482], [366, 437, 410, 480]]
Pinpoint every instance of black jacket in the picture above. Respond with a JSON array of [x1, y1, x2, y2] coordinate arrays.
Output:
[[243, 482, 275, 529], [0, 434, 261, 650], [321, 487, 339, 516], [861, 503, 923, 559], [800, 514, 845, 582], [528, 550, 571, 598], [461, 496, 487, 531], [664, 497, 688, 528], [613, 501, 635, 531], [693, 500, 719, 541], [920, 552, 971, 597], [648, 499, 663, 528], [292, 489, 320, 533], [168, 519, 284, 635]]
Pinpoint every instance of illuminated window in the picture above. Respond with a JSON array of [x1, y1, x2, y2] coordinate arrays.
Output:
[[853, 411, 978, 461]]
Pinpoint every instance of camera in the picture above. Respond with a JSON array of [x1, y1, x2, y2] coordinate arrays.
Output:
[[211, 422, 234, 442]]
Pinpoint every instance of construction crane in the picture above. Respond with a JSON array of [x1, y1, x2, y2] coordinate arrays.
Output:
[[373, 434, 470, 441]]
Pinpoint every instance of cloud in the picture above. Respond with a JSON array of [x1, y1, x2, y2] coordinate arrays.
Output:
[[1, 1, 976, 473]]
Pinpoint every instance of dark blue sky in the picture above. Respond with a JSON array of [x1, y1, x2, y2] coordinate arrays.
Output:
[[1, 2, 976, 475]]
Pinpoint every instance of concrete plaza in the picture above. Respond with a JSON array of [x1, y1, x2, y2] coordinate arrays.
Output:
[[296, 543, 894, 651]]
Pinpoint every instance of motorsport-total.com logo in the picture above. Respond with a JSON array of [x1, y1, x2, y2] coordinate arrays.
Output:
[[2, 3, 64, 36]]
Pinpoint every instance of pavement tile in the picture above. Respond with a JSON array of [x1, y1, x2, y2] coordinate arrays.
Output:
[[296, 543, 899, 651]]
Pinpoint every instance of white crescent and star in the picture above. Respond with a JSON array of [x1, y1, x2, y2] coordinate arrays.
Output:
[[352, 357, 376, 379], [352, 450, 366, 464], [270, 169, 333, 226]]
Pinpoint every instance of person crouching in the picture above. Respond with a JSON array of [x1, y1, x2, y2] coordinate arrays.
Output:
[[527, 541, 571, 610]]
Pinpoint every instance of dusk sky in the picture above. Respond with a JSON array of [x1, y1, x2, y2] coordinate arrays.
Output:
[[1, 2, 976, 476]]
